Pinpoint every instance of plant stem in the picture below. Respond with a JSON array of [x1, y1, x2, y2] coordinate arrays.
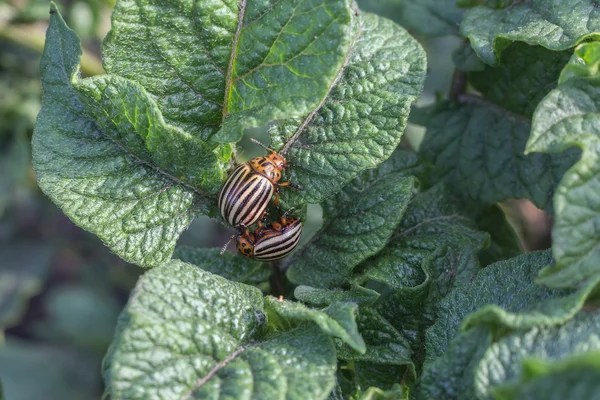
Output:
[[269, 262, 285, 297], [449, 69, 467, 102]]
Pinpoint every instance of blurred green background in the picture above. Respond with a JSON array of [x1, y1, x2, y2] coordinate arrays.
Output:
[[0, 1, 549, 398]]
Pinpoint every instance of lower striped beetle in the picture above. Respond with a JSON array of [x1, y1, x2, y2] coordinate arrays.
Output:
[[217, 139, 300, 228], [222, 209, 302, 261]]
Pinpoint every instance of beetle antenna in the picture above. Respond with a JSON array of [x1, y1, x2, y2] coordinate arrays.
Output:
[[220, 235, 234, 254], [250, 138, 276, 153]]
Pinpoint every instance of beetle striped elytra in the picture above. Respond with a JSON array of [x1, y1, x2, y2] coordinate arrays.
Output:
[[218, 163, 275, 227], [217, 139, 300, 228], [235, 210, 302, 261]]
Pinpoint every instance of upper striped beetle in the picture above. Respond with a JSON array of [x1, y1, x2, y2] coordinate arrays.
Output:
[[217, 139, 300, 228]]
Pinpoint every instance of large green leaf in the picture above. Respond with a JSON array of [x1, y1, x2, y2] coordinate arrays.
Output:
[[419, 44, 578, 210], [32, 6, 222, 267], [103, 0, 354, 143], [493, 352, 600, 400], [173, 246, 270, 285], [270, 12, 426, 206], [286, 170, 414, 288], [460, 0, 600, 66], [103, 260, 338, 400], [425, 250, 600, 363], [527, 42, 600, 287], [474, 311, 600, 399], [356, 0, 464, 37], [74, 75, 224, 192]]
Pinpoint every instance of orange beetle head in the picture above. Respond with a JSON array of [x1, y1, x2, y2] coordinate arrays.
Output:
[[249, 151, 288, 183], [235, 234, 254, 259], [266, 152, 287, 170]]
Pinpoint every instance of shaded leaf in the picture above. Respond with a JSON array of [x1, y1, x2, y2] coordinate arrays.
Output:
[[358, 184, 488, 292], [103, 260, 338, 400], [32, 6, 221, 268], [469, 43, 571, 119], [286, 173, 414, 288], [360, 185, 488, 361], [270, 12, 426, 206], [460, 0, 600, 66], [174, 246, 270, 285], [336, 308, 414, 376], [473, 204, 522, 266], [103, 0, 354, 143], [419, 100, 577, 210], [420, 44, 578, 211]]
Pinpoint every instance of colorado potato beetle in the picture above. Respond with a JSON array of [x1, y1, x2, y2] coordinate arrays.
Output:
[[217, 139, 299, 228], [220, 209, 302, 261], [235, 210, 302, 261]]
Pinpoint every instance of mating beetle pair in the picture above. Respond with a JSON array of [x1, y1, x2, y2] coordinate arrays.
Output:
[[218, 139, 302, 261]]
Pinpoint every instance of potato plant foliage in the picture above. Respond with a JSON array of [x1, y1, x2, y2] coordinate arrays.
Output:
[[32, 1, 600, 399]]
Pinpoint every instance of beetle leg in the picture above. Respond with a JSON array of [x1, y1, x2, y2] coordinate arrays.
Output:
[[278, 181, 302, 190], [281, 207, 295, 224], [273, 187, 281, 208], [257, 211, 269, 237]]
